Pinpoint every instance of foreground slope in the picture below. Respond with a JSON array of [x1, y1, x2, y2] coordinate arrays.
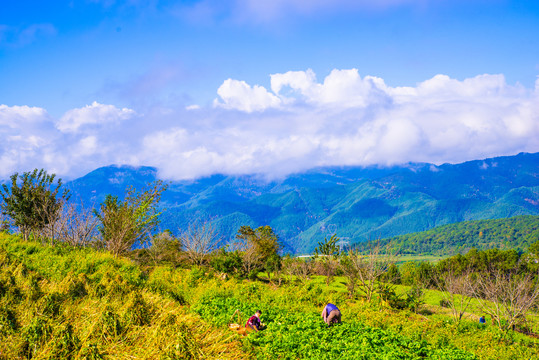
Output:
[[0, 233, 245, 360], [1, 234, 538, 359]]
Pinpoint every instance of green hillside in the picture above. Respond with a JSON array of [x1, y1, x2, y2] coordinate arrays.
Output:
[[1, 233, 538, 359], [363, 215, 539, 255], [0, 233, 245, 359]]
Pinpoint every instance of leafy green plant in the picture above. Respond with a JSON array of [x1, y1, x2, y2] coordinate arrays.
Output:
[[406, 284, 425, 313], [313, 234, 340, 286], [94, 181, 167, 257], [0, 169, 70, 241]]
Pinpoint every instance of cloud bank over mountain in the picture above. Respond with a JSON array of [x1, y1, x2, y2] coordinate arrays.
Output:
[[1, 70, 538, 179]]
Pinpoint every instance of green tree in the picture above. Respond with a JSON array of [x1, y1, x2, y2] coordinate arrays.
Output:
[[525, 240, 539, 272], [236, 225, 282, 280], [313, 234, 340, 286], [94, 181, 166, 257], [0, 169, 70, 241]]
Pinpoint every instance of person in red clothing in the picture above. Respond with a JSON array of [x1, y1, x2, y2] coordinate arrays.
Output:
[[245, 310, 262, 332], [321, 303, 341, 326]]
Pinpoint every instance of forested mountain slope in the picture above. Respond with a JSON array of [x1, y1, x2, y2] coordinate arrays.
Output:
[[358, 215, 539, 255], [64, 152, 539, 254]]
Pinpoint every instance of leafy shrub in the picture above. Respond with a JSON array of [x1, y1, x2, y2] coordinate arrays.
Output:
[[406, 284, 425, 313], [186, 266, 207, 287], [210, 249, 244, 276], [377, 283, 407, 310]]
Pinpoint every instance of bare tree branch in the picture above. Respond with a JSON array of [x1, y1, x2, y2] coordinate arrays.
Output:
[[347, 242, 397, 302], [179, 220, 221, 266], [475, 270, 539, 331], [435, 268, 476, 325]]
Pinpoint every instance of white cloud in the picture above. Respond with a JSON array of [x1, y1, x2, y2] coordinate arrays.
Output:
[[0, 104, 49, 126], [0, 105, 58, 177], [1, 69, 538, 180], [215, 79, 281, 112], [270, 69, 317, 96], [57, 101, 135, 133]]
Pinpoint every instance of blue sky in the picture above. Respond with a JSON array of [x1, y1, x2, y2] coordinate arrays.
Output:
[[1, 0, 538, 179]]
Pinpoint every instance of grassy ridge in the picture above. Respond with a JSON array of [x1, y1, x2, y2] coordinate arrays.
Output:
[[0, 233, 245, 360]]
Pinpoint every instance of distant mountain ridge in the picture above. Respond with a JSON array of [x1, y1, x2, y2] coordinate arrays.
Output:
[[64, 152, 539, 254]]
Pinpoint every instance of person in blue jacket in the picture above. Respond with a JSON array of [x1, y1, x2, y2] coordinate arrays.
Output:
[[321, 303, 341, 326]]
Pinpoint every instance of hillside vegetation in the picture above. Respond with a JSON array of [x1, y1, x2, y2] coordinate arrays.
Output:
[[360, 215, 539, 255], [1, 233, 538, 359], [0, 233, 245, 359]]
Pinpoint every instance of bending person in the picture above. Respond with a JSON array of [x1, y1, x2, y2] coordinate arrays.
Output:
[[245, 310, 262, 332], [321, 303, 341, 326]]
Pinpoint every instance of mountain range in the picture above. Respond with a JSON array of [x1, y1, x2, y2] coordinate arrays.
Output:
[[62, 152, 539, 254]]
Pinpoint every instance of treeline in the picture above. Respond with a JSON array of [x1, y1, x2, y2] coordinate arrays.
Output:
[[359, 216, 539, 255]]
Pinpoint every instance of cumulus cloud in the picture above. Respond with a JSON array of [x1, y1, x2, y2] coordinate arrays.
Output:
[[269, 68, 391, 107], [0, 105, 57, 177], [56, 101, 135, 133], [0, 102, 137, 178], [1, 69, 538, 180], [0, 104, 49, 126], [215, 79, 281, 112]]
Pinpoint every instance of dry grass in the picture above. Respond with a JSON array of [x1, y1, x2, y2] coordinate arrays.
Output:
[[0, 245, 247, 360]]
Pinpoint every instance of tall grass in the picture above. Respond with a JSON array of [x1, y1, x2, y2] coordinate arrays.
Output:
[[0, 233, 245, 359]]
